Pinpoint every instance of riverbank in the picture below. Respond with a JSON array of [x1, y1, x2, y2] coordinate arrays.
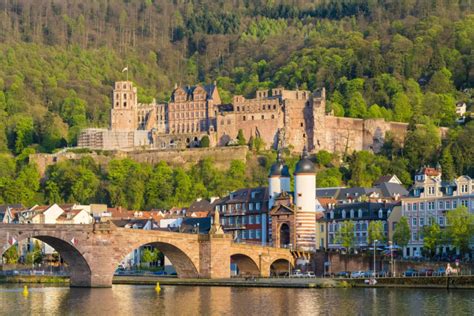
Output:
[[1, 275, 473, 289]]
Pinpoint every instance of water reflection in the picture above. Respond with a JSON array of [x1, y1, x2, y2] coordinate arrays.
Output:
[[0, 284, 473, 315]]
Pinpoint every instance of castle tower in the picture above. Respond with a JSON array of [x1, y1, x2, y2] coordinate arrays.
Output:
[[111, 81, 138, 130], [312, 88, 326, 152], [268, 151, 291, 210], [293, 147, 317, 251]]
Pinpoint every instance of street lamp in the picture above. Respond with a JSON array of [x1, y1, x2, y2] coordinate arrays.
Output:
[[373, 239, 378, 278], [389, 240, 394, 277]]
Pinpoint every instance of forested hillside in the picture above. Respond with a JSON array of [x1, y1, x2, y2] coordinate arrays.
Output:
[[0, 0, 473, 209]]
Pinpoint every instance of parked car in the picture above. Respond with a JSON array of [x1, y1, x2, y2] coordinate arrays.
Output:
[[403, 268, 419, 277], [434, 267, 446, 276], [335, 271, 351, 278], [351, 271, 365, 278], [419, 268, 434, 276], [292, 270, 304, 278], [305, 271, 316, 278], [364, 270, 376, 278]]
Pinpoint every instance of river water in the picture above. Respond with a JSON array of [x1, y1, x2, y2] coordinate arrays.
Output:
[[0, 284, 472, 315]]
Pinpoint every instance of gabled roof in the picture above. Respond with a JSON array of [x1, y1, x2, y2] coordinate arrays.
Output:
[[188, 199, 213, 213], [376, 182, 409, 198], [269, 204, 294, 216]]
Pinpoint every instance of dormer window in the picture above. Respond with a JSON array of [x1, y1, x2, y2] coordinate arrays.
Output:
[[378, 209, 383, 219], [350, 209, 354, 218], [358, 209, 362, 218], [428, 187, 435, 195], [342, 210, 346, 219], [330, 211, 334, 219]]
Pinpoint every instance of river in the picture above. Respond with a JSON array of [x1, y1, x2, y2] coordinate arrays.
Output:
[[0, 284, 472, 315]]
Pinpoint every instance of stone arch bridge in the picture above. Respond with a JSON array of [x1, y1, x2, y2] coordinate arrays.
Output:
[[0, 223, 294, 287]]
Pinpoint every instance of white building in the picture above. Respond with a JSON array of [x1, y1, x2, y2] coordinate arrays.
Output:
[[401, 167, 474, 257]]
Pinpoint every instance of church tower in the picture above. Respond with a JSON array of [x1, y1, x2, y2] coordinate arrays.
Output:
[[111, 81, 138, 130], [293, 147, 317, 250]]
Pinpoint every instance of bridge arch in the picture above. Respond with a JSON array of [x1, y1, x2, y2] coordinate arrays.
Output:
[[230, 253, 260, 277], [115, 240, 199, 278], [1, 233, 92, 287], [270, 258, 292, 276]]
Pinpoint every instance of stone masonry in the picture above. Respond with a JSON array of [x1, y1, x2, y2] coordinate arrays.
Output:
[[0, 223, 294, 287], [77, 81, 442, 154]]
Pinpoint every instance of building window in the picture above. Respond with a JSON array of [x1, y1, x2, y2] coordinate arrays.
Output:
[[438, 201, 444, 210], [330, 211, 334, 219], [300, 122, 303, 127], [256, 230, 261, 239], [342, 210, 346, 219], [446, 201, 451, 209], [453, 200, 458, 209], [419, 202, 424, 210], [320, 224, 324, 233], [256, 216, 261, 224], [249, 216, 255, 224], [243, 116, 246, 121], [350, 209, 354, 218], [242, 216, 247, 225], [428, 202, 435, 210], [249, 230, 255, 239], [461, 200, 469, 207], [249, 203, 253, 211], [256, 203, 261, 211], [413, 203, 417, 211], [420, 218, 424, 226], [438, 216, 444, 226], [358, 209, 362, 218], [378, 209, 383, 219], [261, 115, 264, 120], [407, 203, 412, 211], [461, 184, 468, 193], [428, 187, 435, 195], [412, 218, 417, 226]]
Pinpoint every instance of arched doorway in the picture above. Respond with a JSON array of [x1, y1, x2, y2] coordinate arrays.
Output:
[[230, 254, 260, 277], [280, 223, 290, 248]]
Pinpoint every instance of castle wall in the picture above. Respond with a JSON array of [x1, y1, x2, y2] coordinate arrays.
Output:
[[30, 146, 249, 177]]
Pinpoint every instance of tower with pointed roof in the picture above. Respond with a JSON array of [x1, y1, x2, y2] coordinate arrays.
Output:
[[268, 151, 291, 210], [293, 146, 317, 250]]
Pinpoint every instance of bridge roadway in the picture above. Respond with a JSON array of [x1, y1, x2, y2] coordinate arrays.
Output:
[[0, 222, 294, 287]]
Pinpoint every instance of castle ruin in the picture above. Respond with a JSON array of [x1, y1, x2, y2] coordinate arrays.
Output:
[[78, 81, 409, 154]]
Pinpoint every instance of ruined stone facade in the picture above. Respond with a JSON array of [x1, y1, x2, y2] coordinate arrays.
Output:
[[78, 81, 411, 153]]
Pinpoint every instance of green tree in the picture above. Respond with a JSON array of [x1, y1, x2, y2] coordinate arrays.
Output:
[[392, 92, 412, 122], [393, 217, 410, 247], [2, 245, 19, 264], [445, 206, 474, 254], [335, 220, 355, 251], [422, 220, 442, 257], [200, 135, 210, 147], [145, 161, 174, 209], [25, 240, 43, 265], [368, 220, 385, 245], [237, 129, 246, 146], [440, 146, 456, 181], [404, 122, 441, 172], [141, 248, 160, 268]]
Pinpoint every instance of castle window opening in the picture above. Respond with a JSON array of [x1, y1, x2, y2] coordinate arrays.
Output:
[[271, 114, 275, 119], [261, 115, 264, 120], [243, 116, 246, 121], [123, 93, 127, 99], [237, 106, 240, 111], [251, 116, 254, 120], [123, 84, 126, 89], [273, 105, 276, 110], [124, 102, 127, 107], [300, 122, 303, 127]]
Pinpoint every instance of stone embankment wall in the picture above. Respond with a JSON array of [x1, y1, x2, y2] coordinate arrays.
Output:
[[313, 252, 474, 276], [30, 146, 248, 176]]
